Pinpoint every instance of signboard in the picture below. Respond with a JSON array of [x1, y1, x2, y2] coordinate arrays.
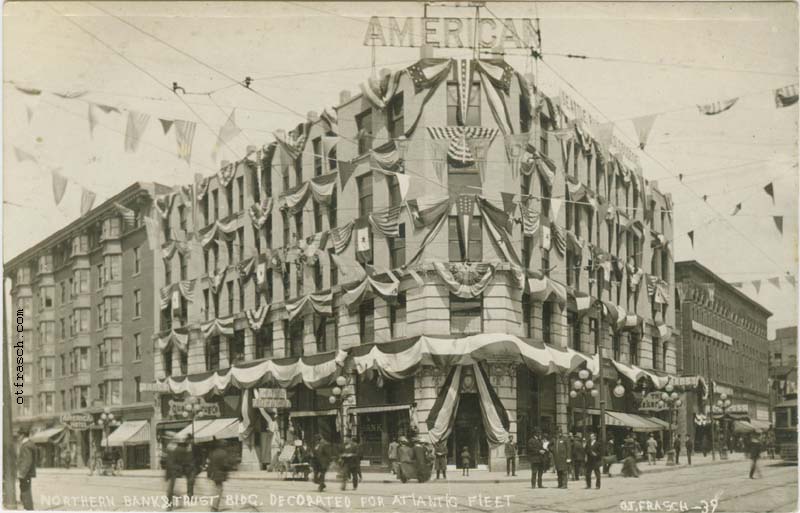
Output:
[[691, 321, 733, 345], [61, 413, 93, 431], [673, 376, 700, 388], [711, 403, 748, 414], [638, 392, 668, 412], [363, 16, 540, 50], [168, 400, 220, 418], [756, 404, 769, 421], [253, 388, 291, 409], [714, 384, 734, 396], [139, 382, 171, 393]]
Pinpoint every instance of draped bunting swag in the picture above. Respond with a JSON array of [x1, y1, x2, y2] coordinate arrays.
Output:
[[434, 262, 496, 299]]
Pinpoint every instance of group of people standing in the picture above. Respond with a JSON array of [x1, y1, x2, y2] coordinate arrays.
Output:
[[525, 429, 605, 490]]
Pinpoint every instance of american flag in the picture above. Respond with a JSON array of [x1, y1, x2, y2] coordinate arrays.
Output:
[[697, 97, 738, 115], [407, 59, 453, 94], [456, 194, 476, 260], [174, 120, 197, 164]]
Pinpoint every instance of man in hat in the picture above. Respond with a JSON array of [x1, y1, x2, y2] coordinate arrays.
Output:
[[571, 434, 585, 481], [340, 436, 359, 491], [388, 437, 400, 475], [312, 434, 333, 492], [504, 435, 517, 477], [585, 432, 602, 489], [550, 429, 572, 489], [165, 434, 197, 511], [397, 436, 415, 482], [16, 428, 36, 510], [207, 438, 233, 512], [526, 429, 547, 489], [434, 440, 448, 480]]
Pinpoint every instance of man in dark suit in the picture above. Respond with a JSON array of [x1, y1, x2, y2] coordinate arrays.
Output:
[[526, 430, 547, 488], [550, 429, 572, 489], [571, 434, 585, 481], [585, 432, 602, 489], [17, 428, 36, 510], [312, 435, 333, 492]]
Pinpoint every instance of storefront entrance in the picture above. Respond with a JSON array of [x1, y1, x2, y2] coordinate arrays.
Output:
[[448, 394, 487, 468]]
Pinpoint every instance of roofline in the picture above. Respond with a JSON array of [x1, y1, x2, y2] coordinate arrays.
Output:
[[4, 181, 166, 271], [675, 260, 773, 318]]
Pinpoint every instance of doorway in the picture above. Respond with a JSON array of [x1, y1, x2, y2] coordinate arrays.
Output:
[[448, 394, 488, 468]]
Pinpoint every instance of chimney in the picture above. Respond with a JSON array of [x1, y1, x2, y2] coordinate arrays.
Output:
[[307, 111, 318, 122], [339, 90, 351, 104], [420, 44, 434, 59]]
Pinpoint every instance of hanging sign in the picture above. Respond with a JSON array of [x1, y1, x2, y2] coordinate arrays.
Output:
[[61, 413, 93, 431], [363, 16, 540, 50], [638, 392, 668, 412], [168, 399, 220, 418], [252, 388, 292, 409], [139, 382, 171, 393]]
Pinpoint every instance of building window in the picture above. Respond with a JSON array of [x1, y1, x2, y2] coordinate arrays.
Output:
[[390, 293, 407, 339], [313, 201, 322, 233], [237, 176, 244, 212], [226, 238, 234, 265], [76, 308, 91, 332], [630, 333, 640, 366], [328, 248, 338, 287], [520, 94, 532, 133], [357, 173, 373, 218], [283, 264, 291, 301], [203, 289, 210, 321], [288, 319, 304, 357], [313, 137, 323, 176], [134, 333, 142, 361], [314, 260, 323, 290], [179, 254, 188, 281], [180, 352, 188, 375], [449, 163, 481, 196], [107, 338, 122, 364], [230, 330, 246, 365], [134, 376, 141, 402], [359, 299, 375, 344], [522, 293, 532, 338], [390, 224, 406, 268], [104, 297, 122, 323], [356, 109, 373, 155], [237, 227, 245, 262], [266, 268, 274, 303], [107, 380, 122, 405], [202, 195, 210, 225], [255, 323, 274, 359], [448, 216, 482, 262], [225, 182, 234, 215], [329, 190, 338, 228], [542, 302, 553, 345], [134, 289, 142, 317], [253, 226, 262, 254], [212, 189, 219, 221], [612, 333, 621, 361], [447, 80, 480, 125], [206, 336, 220, 371], [178, 205, 187, 232], [567, 311, 581, 352], [97, 264, 104, 289], [295, 211, 304, 240], [450, 295, 482, 335], [165, 258, 172, 285], [388, 93, 405, 139], [282, 211, 290, 248], [227, 281, 234, 315]]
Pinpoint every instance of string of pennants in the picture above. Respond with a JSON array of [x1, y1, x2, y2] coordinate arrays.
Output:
[[729, 274, 797, 295], [686, 178, 788, 248]]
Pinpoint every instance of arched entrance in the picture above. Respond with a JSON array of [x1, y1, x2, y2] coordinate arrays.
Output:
[[448, 394, 488, 468]]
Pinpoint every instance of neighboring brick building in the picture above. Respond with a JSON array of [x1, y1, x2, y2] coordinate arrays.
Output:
[[150, 51, 677, 471], [674, 260, 772, 448], [769, 326, 797, 417], [6, 182, 166, 469]]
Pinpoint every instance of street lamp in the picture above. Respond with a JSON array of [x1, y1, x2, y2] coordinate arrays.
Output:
[[570, 369, 599, 440], [715, 393, 733, 460], [658, 382, 683, 466], [329, 375, 354, 440], [181, 396, 203, 441], [97, 407, 120, 458]]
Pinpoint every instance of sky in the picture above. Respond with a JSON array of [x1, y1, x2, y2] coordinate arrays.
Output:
[[2, 1, 798, 335]]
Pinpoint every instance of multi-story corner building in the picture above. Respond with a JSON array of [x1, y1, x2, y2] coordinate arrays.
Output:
[[674, 260, 772, 449], [151, 50, 677, 471], [769, 326, 797, 414], [6, 182, 166, 469]]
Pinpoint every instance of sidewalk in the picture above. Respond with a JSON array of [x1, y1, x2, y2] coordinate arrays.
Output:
[[38, 452, 748, 484]]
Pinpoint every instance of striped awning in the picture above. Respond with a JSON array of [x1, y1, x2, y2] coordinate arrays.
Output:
[[103, 420, 150, 447], [644, 416, 670, 430], [174, 419, 214, 440], [193, 418, 239, 444], [604, 411, 663, 432], [31, 426, 66, 444]]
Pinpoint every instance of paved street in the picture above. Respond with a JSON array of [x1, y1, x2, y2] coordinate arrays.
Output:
[[17, 455, 797, 513]]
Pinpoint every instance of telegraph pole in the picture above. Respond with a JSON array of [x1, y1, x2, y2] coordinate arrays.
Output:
[[597, 271, 607, 449], [3, 278, 17, 508]]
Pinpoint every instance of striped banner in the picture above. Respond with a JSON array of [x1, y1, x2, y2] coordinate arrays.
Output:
[[426, 366, 462, 446]]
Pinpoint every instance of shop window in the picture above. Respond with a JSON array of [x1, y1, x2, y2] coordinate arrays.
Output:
[[450, 295, 482, 335]]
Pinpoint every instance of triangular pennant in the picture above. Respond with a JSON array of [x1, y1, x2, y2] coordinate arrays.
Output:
[[763, 183, 775, 204], [768, 277, 781, 290], [773, 216, 784, 235], [124, 111, 151, 153], [786, 275, 796, 288], [159, 118, 174, 135], [212, 109, 242, 161], [339, 160, 356, 189], [551, 198, 563, 220], [688, 230, 694, 248], [395, 173, 410, 201], [80, 188, 96, 216], [13, 147, 38, 164], [731, 203, 742, 216], [500, 192, 517, 216], [631, 114, 657, 150], [51, 169, 68, 205], [752, 280, 761, 294]]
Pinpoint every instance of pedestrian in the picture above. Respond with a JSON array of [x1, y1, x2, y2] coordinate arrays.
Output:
[[527, 430, 547, 488], [766, 427, 776, 459], [412, 438, 430, 481], [434, 441, 448, 480], [340, 436, 359, 491], [571, 434, 585, 481], [621, 432, 640, 478], [646, 434, 658, 465], [460, 446, 471, 476], [584, 432, 602, 489], [388, 437, 399, 475], [16, 428, 36, 511], [550, 429, 571, 489], [603, 439, 615, 477], [353, 436, 363, 481], [685, 435, 694, 466], [207, 438, 232, 512], [673, 435, 682, 465], [505, 436, 517, 477], [312, 434, 333, 492], [63, 446, 72, 469], [397, 436, 415, 482], [165, 435, 197, 511], [748, 433, 763, 479]]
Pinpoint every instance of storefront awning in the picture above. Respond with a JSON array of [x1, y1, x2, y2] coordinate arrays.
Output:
[[734, 419, 771, 433], [193, 418, 239, 444], [174, 419, 215, 440], [102, 420, 150, 447], [605, 411, 663, 432], [643, 416, 670, 430], [31, 426, 66, 444], [348, 404, 411, 415], [289, 409, 337, 419]]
